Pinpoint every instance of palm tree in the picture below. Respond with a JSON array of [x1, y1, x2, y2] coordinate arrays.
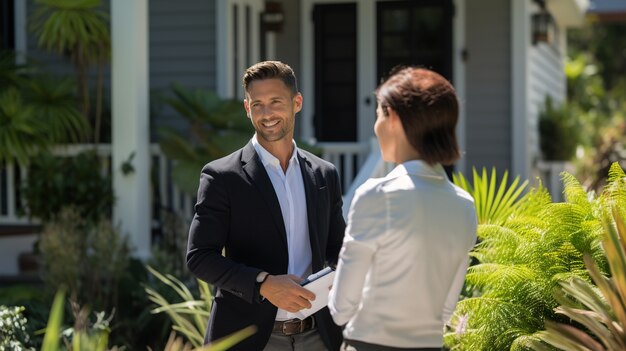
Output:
[[29, 0, 110, 144], [0, 50, 88, 166]]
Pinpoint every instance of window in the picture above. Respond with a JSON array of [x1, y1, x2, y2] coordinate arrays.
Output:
[[1, 0, 15, 50]]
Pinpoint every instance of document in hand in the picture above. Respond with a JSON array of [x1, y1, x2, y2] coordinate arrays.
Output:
[[294, 267, 336, 320]]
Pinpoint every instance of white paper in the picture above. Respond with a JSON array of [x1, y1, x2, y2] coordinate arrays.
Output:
[[293, 269, 336, 320]]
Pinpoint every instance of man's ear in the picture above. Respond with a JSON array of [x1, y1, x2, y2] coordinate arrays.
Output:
[[243, 99, 251, 119], [294, 93, 303, 114]]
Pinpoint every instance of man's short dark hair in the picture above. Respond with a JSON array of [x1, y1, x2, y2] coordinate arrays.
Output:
[[243, 61, 298, 95], [376, 66, 460, 166]]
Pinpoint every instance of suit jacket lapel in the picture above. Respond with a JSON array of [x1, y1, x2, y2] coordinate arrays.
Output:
[[298, 152, 323, 270], [241, 142, 288, 247]]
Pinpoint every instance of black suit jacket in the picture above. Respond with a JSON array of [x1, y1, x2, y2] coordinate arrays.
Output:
[[187, 141, 346, 350]]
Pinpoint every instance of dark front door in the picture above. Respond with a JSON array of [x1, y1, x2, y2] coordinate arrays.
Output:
[[1, 0, 15, 50], [313, 3, 357, 142], [377, 0, 453, 81]]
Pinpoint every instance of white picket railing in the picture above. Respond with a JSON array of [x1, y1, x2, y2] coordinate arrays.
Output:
[[317, 141, 371, 195], [0, 144, 195, 226]]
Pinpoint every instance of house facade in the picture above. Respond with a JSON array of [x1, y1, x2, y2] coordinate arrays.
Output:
[[0, 0, 587, 275]]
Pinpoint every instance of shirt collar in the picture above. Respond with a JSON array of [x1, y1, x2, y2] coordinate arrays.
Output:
[[251, 134, 300, 169], [387, 160, 447, 180]]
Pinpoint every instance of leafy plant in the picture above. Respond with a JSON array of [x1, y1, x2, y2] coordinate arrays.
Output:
[[539, 96, 581, 161], [145, 266, 213, 347], [445, 167, 610, 351], [0, 305, 35, 350], [452, 167, 530, 225], [39, 290, 121, 351], [20, 151, 113, 222], [39, 208, 130, 313], [0, 285, 50, 350], [29, 0, 111, 143], [144, 266, 256, 349], [0, 50, 89, 166], [526, 163, 626, 351]]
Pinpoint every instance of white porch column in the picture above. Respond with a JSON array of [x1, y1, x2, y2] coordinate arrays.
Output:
[[111, 0, 151, 259]]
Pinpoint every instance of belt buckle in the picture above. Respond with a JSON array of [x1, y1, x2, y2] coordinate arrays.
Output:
[[282, 319, 302, 336]]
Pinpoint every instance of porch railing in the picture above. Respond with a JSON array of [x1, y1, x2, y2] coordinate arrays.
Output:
[[317, 141, 371, 195], [0, 144, 196, 227]]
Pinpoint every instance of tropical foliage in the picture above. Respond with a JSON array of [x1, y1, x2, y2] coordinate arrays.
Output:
[[527, 163, 626, 351], [20, 152, 114, 222], [565, 20, 626, 192], [0, 305, 34, 350], [38, 208, 130, 313], [445, 165, 619, 350], [539, 96, 581, 161], [29, 0, 111, 143], [453, 167, 530, 225], [144, 266, 256, 349], [11, 286, 254, 351], [0, 51, 88, 166]]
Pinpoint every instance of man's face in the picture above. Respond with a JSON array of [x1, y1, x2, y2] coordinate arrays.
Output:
[[244, 78, 302, 144]]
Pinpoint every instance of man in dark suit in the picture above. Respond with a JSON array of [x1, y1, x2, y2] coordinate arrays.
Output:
[[187, 61, 345, 351]]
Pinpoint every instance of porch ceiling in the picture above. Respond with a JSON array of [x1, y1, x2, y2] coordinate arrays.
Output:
[[547, 0, 589, 27]]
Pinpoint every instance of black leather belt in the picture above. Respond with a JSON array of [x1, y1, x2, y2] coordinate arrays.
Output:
[[272, 316, 315, 336]]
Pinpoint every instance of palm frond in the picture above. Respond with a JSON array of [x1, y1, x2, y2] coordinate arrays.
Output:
[[0, 88, 48, 165], [31, 0, 110, 63], [145, 265, 212, 348], [25, 75, 90, 143], [529, 179, 626, 351], [453, 167, 528, 225], [562, 172, 592, 210]]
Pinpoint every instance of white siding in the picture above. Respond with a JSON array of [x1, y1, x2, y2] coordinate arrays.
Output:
[[464, 0, 512, 174], [24, 0, 218, 135], [528, 31, 567, 164]]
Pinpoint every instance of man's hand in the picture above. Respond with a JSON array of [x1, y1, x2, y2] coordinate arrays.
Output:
[[260, 274, 316, 312]]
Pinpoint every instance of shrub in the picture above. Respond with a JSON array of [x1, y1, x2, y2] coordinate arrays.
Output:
[[539, 96, 581, 161], [21, 151, 114, 223], [0, 305, 35, 351], [39, 208, 129, 312]]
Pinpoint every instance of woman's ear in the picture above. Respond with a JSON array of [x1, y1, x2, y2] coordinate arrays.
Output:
[[386, 107, 401, 128]]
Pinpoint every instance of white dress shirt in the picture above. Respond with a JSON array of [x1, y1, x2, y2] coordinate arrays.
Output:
[[329, 160, 477, 348], [252, 135, 312, 321]]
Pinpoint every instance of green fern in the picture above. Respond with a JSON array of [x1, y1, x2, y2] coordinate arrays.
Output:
[[526, 198, 626, 350], [446, 166, 614, 351]]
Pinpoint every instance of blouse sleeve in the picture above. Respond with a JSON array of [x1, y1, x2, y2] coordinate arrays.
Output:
[[329, 183, 384, 326]]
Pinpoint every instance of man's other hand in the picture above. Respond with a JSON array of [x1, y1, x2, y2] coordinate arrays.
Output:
[[260, 274, 316, 312]]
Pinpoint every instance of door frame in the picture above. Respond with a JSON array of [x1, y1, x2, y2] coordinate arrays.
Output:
[[216, 0, 264, 99], [300, 0, 467, 172]]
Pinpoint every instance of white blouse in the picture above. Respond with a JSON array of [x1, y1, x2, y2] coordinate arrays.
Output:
[[329, 160, 477, 348]]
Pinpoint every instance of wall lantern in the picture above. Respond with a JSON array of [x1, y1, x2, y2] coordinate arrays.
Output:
[[262, 2, 285, 33], [532, 2, 554, 45]]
